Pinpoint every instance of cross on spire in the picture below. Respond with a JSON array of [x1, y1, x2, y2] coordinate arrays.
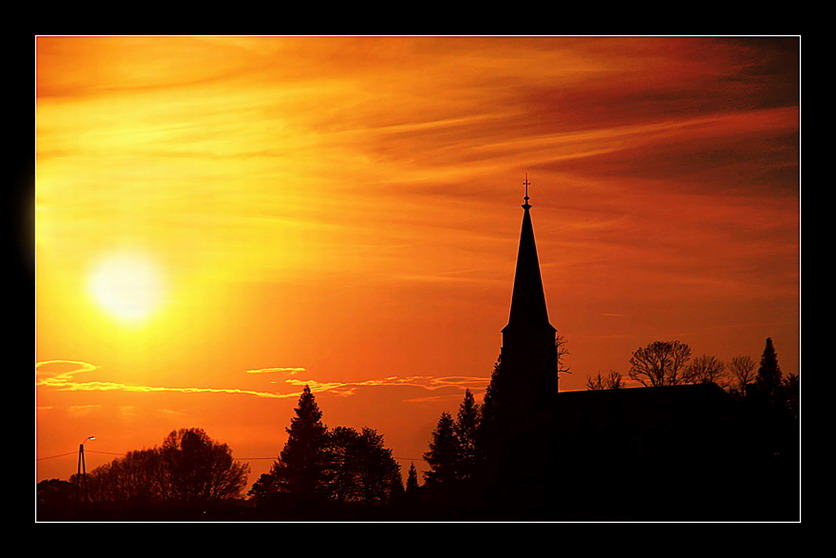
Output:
[[522, 174, 531, 209]]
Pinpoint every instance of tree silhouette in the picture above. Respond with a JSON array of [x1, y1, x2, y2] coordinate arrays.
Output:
[[159, 428, 250, 504], [586, 370, 623, 390], [248, 471, 280, 504], [454, 389, 481, 481], [474, 357, 519, 488], [423, 411, 460, 487], [556, 334, 571, 376], [684, 354, 728, 387], [269, 385, 329, 498], [729, 355, 757, 398], [354, 427, 402, 504], [321, 425, 361, 503], [480, 358, 501, 422], [756, 337, 783, 403], [321, 426, 402, 504], [406, 463, 420, 497], [745, 337, 798, 493], [477, 358, 506, 455], [628, 340, 692, 387]]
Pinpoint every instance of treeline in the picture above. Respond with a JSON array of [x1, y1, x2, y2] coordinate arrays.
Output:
[[37, 427, 251, 520], [585, 337, 798, 410], [56, 428, 248, 503], [37, 386, 409, 520]]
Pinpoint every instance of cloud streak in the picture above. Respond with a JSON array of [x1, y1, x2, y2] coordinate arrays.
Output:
[[246, 367, 306, 375], [36, 361, 485, 401]]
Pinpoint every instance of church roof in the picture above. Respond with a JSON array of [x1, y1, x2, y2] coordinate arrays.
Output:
[[502, 178, 555, 334], [554, 383, 737, 433]]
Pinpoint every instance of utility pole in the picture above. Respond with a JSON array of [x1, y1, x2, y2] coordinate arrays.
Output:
[[76, 436, 95, 505]]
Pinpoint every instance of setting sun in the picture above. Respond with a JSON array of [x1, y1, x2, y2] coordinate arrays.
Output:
[[88, 251, 165, 323]]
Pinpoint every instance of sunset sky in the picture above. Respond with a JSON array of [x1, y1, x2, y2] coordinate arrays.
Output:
[[35, 36, 800, 488]]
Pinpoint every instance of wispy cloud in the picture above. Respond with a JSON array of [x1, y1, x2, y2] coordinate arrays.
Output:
[[36, 361, 484, 401], [285, 375, 487, 398], [246, 367, 306, 375], [36, 360, 300, 399]]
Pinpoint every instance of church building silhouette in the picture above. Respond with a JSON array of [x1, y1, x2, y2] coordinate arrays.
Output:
[[470, 177, 799, 521]]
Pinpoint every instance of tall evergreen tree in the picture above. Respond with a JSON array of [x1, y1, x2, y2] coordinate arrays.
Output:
[[270, 385, 329, 498], [756, 337, 783, 401], [406, 463, 420, 497], [475, 358, 510, 480], [454, 389, 481, 480], [423, 412, 460, 487], [479, 358, 504, 438]]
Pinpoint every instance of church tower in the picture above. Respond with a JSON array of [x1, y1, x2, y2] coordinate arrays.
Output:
[[497, 176, 558, 413]]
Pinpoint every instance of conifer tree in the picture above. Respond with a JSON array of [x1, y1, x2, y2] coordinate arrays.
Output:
[[475, 358, 508, 476], [756, 337, 783, 401], [479, 359, 504, 437], [406, 463, 420, 496], [454, 389, 481, 480], [270, 385, 328, 498], [423, 412, 460, 487]]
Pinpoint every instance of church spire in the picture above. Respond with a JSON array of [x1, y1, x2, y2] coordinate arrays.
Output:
[[503, 175, 555, 334], [491, 175, 558, 412]]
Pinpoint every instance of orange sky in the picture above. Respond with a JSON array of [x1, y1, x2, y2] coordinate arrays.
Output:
[[35, 36, 800, 488]]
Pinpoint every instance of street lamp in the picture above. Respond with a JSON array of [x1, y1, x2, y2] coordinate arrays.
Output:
[[77, 436, 95, 505]]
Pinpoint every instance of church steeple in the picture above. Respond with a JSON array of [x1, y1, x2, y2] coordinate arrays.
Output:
[[496, 175, 559, 403], [503, 175, 556, 335]]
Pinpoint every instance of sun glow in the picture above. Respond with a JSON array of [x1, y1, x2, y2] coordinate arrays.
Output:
[[89, 252, 166, 323]]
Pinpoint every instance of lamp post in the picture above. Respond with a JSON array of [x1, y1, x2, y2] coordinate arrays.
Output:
[[76, 436, 95, 505]]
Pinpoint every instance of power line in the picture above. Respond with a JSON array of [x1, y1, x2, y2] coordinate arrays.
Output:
[[39, 451, 428, 463], [37, 449, 138, 461], [233, 455, 427, 462], [36, 451, 77, 461]]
